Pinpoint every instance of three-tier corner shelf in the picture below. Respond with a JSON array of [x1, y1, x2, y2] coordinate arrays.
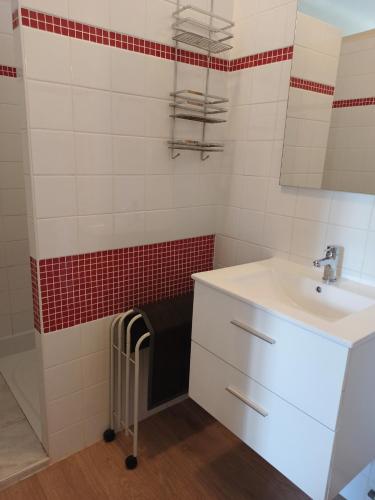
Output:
[[169, 2, 234, 161]]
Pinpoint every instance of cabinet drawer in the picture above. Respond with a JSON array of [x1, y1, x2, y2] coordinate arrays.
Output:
[[189, 342, 334, 500], [192, 283, 348, 430]]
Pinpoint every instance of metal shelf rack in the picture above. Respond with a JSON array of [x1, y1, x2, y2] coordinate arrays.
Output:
[[169, 2, 234, 161]]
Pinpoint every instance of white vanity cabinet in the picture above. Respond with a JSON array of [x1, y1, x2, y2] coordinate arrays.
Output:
[[189, 280, 375, 500]]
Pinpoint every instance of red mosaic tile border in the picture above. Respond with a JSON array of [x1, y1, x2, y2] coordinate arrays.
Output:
[[12, 9, 19, 29], [290, 77, 335, 96], [17, 7, 294, 73], [0, 65, 17, 78], [30, 257, 41, 332], [230, 46, 294, 71], [19, 8, 228, 71], [333, 97, 375, 108], [36, 235, 214, 333]]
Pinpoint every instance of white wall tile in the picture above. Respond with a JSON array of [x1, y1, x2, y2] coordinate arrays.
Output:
[[82, 351, 108, 388], [77, 176, 113, 215], [73, 88, 111, 133], [23, 29, 71, 84], [75, 133, 112, 175], [145, 0, 174, 44], [42, 326, 82, 368], [144, 175, 173, 210], [44, 359, 83, 401], [113, 136, 146, 175], [291, 219, 327, 259], [144, 57, 174, 100], [37, 217, 78, 259], [81, 317, 111, 355], [78, 214, 113, 253], [83, 381, 108, 418], [325, 225, 367, 272], [295, 189, 332, 222], [69, 0, 110, 26], [144, 209, 176, 244], [71, 39, 111, 90], [0, 133, 22, 162], [329, 192, 374, 230], [263, 214, 293, 252], [266, 178, 296, 216], [242, 176, 269, 211], [34, 176, 77, 218], [111, 50, 146, 95], [0, 0, 12, 34], [111, 94, 146, 136], [83, 410, 108, 447], [110, 0, 146, 36], [0, 33, 14, 66], [48, 422, 85, 461], [113, 211, 145, 248], [363, 231, 375, 278], [113, 175, 144, 213], [2, 215, 28, 241], [47, 391, 83, 434], [30, 130, 75, 175], [27, 81, 73, 131], [19, 0, 69, 17]]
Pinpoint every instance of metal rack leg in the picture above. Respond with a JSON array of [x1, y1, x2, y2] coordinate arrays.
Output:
[[125, 314, 142, 436], [103, 311, 134, 442], [125, 331, 150, 470]]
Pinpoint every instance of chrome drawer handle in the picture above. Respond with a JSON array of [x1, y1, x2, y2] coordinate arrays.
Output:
[[226, 386, 268, 417], [230, 320, 276, 345]]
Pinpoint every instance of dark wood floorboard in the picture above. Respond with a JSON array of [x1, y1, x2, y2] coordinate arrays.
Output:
[[0, 399, 309, 500]]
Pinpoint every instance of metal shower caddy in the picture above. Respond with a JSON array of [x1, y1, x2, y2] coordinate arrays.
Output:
[[169, 1, 234, 161]]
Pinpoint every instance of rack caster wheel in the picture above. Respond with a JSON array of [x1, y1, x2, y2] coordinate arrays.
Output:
[[125, 455, 138, 470], [103, 428, 116, 443]]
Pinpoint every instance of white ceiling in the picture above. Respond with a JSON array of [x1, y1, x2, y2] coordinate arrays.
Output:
[[299, 0, 375, 35]]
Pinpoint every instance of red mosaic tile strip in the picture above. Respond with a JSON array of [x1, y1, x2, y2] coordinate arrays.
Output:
[[37, 235, 214, 333], [229, 46, 294, 71], [18, 7, 294, 73], [333, 97, 375, 108], [30, 257, 41, 333], [12, 9, 19, 29], [290, 77, 335, 96], [0, 65, 17, 78], [19, 8, 228, 71]]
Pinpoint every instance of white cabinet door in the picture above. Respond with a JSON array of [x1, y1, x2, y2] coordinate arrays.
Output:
[[190, 341, 334, 500]]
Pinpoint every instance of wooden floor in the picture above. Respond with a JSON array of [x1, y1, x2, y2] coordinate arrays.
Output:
[[0, 399, 309, 500]]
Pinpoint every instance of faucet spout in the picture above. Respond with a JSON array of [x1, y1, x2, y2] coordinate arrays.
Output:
[[313, 257, 332, 268]]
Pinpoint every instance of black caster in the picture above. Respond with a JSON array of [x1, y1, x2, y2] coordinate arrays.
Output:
[[125, 455, 138, 470], [103, 428, 116, 443]]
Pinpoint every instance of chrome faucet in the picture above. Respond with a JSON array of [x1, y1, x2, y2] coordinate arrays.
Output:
[[313, 245, 340, 283]]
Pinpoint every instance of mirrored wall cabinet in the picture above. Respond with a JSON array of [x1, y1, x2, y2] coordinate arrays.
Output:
[[280, 0, 375, 195]]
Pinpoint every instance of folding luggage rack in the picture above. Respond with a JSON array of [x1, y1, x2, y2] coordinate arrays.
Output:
[[103, 310, 151, 470]]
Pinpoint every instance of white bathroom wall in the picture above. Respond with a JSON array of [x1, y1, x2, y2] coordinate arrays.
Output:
[[0, 0, 33, 339], [19, 0, 233, 261], [14, 0, 233, 461], [217, 0, 375, 288]]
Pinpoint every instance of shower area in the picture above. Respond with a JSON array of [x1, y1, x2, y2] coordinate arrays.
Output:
[[0, 0, 47, 487]]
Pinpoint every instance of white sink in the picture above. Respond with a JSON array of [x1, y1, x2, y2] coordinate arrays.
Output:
[[230, 266, 374, 322], [193, 257, 375, 346]]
